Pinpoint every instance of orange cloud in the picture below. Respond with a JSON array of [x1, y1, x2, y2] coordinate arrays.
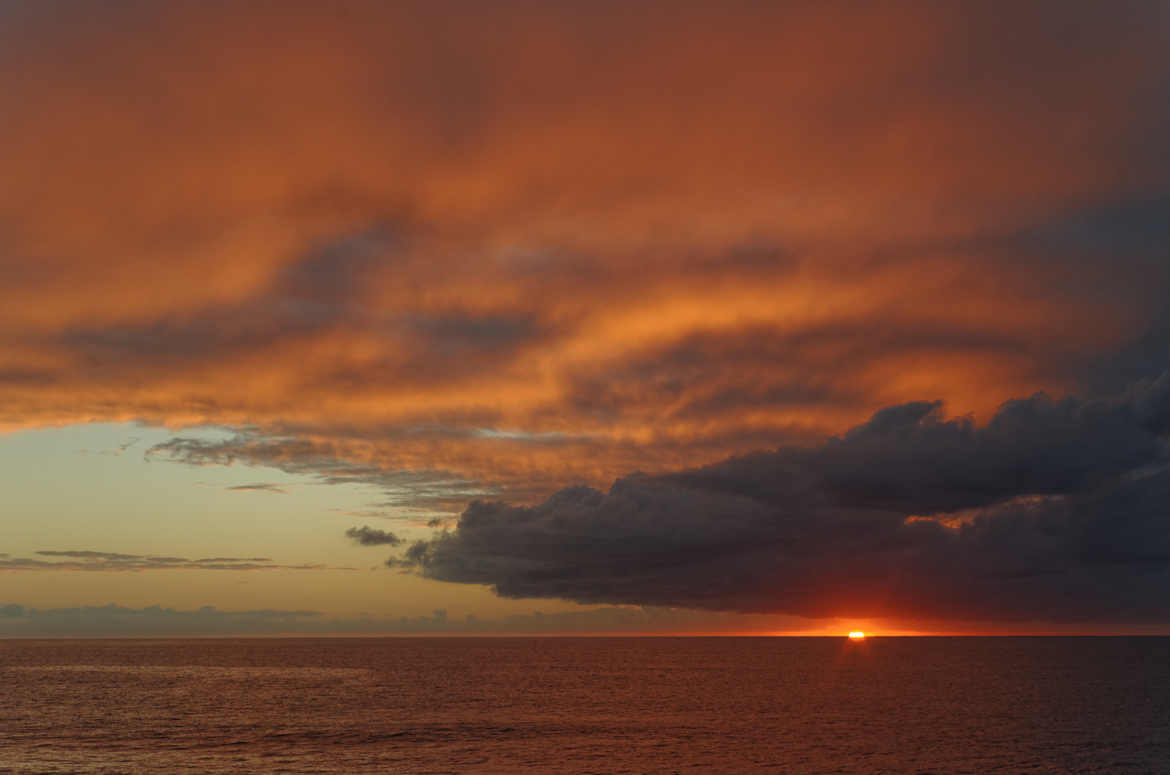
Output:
[[1, 0, 1167, 508]]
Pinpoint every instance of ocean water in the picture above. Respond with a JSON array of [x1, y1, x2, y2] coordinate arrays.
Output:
[[1, 637, 1168, 774]]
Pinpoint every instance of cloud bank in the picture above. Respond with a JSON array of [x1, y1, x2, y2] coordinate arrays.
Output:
[[393, 374, 1170, 624], [0, 601, 815, 637]]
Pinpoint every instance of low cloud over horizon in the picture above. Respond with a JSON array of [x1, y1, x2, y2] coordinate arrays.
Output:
[[392, 372, 1170, 624], [0, 601, 823, 637]]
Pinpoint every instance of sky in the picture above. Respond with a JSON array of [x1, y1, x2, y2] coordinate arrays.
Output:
[[2, 0, 1169, 636]]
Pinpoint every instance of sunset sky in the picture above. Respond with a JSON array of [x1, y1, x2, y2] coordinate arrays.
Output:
[[2, 1, 1169, 636]]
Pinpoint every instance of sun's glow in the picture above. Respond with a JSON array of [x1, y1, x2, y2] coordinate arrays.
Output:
[[847, 631, 866, 640]]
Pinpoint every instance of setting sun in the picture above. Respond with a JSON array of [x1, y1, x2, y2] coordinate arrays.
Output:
[[848, 631, 867, 640]]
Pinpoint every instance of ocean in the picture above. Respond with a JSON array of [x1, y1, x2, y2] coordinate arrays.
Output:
[[1, 637, 1168, 774]]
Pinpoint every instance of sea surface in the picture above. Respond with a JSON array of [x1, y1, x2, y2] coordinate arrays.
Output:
[[1, 637, 1168, 774]]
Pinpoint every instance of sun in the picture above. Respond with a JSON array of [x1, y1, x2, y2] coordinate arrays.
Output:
[[847, 631, 866, 640]]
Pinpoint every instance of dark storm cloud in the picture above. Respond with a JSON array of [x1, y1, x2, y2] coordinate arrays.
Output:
[[681, 376, 1170, 514], [1013, 194, 1170, 256], [1086, 307, 1170, 398], [955, 195, 1170, 328], [392, 373, 1170, 623], [345, 526, 403, 547]]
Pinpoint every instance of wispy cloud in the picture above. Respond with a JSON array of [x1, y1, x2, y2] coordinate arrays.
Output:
[[330, 508, 393, 519], [147, 433, 495, 513], [0, 550, 353, 572], [76, 436, 143, 457], [225, 482, 287, 494]]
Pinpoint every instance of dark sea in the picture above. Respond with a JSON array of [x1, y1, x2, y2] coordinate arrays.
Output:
[[2, 637, 1168, 774]]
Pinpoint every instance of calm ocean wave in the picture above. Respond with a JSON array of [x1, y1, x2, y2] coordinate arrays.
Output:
[[1, 637, 1168, 774]]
